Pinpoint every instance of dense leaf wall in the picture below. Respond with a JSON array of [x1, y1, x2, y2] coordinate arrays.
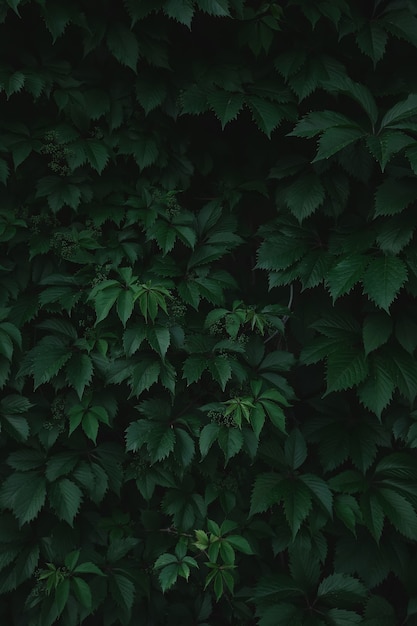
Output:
[[1, 0, 417, 624]]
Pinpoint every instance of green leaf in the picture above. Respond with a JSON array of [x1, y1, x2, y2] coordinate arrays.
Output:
[[358, 354, 395, 418], [7, 449, 45, 471], [380, 94, 417, 128], [327, 254, 368, 301], [107, 23, 139, 71], [356, 22, 388, 64], [317, 573, 367, 605], [282, 173, 325, 221], [217, 426, 243, 464], [247, 97, 289, 138], [163, 0, 195, 27], [362, 256, 407, 312], [226, 535, 254, 554], [147, 424, 176, 462], [395, 313, 417, 354], [300, 473, 333, 518], [84, 139, 109, 174], [362, 313, 392, 355], [325, 347, 369, 394], [26, 337, 72, 388], [66, 353, 93, 399], [196, 0, 230, 17], [130, 360, 161, 396], [334, 494, 359, 535], [313, 126, 366, 162], [209, 356, 232, 391], [283, 479, 312, 539], [154, 553, 178, 569], [284, 429, 307, 470], [136, 75, 167, 114], [374, 178, 417, 216], [361, 493, 385, 542], [48, 478, 83, 526], [134, 136, 159, 169], [157, 563, 179, 592], [208, 91, 244, 128], [289, 110, 355, 138], [250, 472, 281, 516], [390, 348, 417, 402], [0, 472, 47, 525], [71, 577, 92, 610], [147, 326, 170, 359], [90, 284, 121, 324], [82, 412, 99, 443], [73, 561, 105, 576], [376, 215, 415, 254], [366, 131, 412, 171], [55, 579, 70, 617], [110, 572, 135, 612], [115, 289, 134, 327], [377, 487, 417, 540], [199, 423, 220, 459]]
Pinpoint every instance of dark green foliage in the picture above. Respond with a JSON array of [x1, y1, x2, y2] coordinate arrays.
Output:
[[1, 0, 417, 624]]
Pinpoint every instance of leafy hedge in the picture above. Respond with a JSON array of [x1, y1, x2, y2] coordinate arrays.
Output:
[[1, 0, 417, 624]]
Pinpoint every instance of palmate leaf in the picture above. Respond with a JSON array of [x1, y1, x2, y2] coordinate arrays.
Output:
[[380, 93, 417, 129], [49, 478, 83, 526], [360, 493, 384, 543], [110, 572, 135, 613], [326, 254, 368, 301], [2, 472, 47, 526], [356, 22, 388, 64], [247, 97, 291, 138], [325, 346, 369, 394], [147, 325, 170, 359], [395, 312, 417, 354], [250, 472, 282, 516], [312, 126, 366, 162], [106, 23, 139, 71], [300, 473, 333, 518], [289, 110, 356, 139], [282, 172, 325, 221], [71, 577, 92, 610], [163, 0, 195, 27], [376, 214, 415, 253], [284, 428, 307, 470], [374, 178, 417, 216], [196, 0, 230, 17], [84, 139, 109, 174], [366, 131, 412, 171], [282, 479, 312, 539], [362, 256, 407, 312], [146, 424, 176, 462], [66, 353, 93, 399], [376, 487, 417, 540], [208, 356, 232, 390], [25, 336, 72, 389], [134, 136, 159, 169], [217, 426, 243, 464], [362, 313, 392, 355], [389, 347, 417, 402], [207, 91, 244, 128], [129, 359, 161, 396], [358, 354, 395, 418], [317, 573, 367, 606]]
